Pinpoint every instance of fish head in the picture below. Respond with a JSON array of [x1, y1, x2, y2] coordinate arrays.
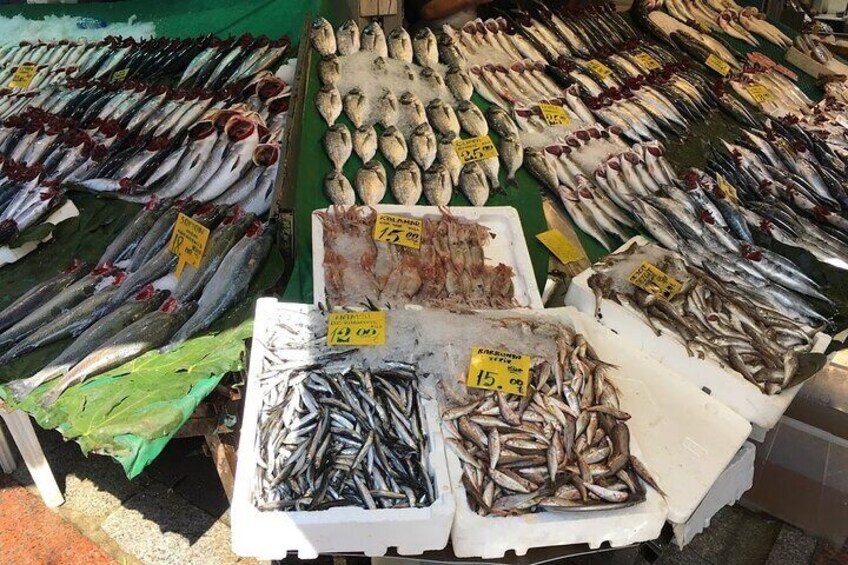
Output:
[[254, 143, 280, 167], [65, 259, 86, 274], [225, 115, 257, 142], [111, 271, 128, 287]]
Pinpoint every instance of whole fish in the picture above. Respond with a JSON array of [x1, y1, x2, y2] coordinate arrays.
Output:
[[0, 260, 88, 334], [310, 17, 337, 56], [423, 163, 453, 206], [324, 123, 353, 172], [457, 100, 489, 137], [6, 287, 169, 401], [413, 28, 439, 67], [500, 133, 524, 186], [355, 160, 387, 205], [391, 160, 423, 205], [352, 125, 378, 163], [98, 197, 167, 267], [410, 123, 437, 170], [318, 54, 340, 86], [426, 98, 461, 137], [437, 134, 463, 185], [459, 162, 490, 206], [343, 88, 367, 128], [336, 20, 361, 56], [446, 66, 474, 101], [129, 200, 199, 272], [361, 22, 388, 57], [40, 297, 198, 407], [325, 170, 356, 205], [166, 221, 273, 348], [387, 28, 413, 63], [377, 89, 399, 127], [316, 84, 342, 126], [379, 126, 408, 168]]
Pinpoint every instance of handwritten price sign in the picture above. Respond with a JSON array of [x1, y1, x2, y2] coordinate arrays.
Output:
[[111, 68, 129, 82], [327, 311, 386, 346], [467, 347, 531, 396], [705, 54, 730, 76], [633, 52, 661, 71], [628, 261, 683, 301], [9, 65, 36, 88], [453, 135, 498, 164], [538, 103, 571, 127], [373, 213, 423, 249], [746, 84, 774, 104], [536, 229, 585, 264], [586, 59, 613, 79], [168, 213, 210, 278]]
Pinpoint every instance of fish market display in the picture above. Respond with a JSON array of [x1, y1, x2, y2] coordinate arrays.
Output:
[[317, 206, 516, 309], [587, 241, 820, 395], [441, 316, 655, 515], [0, 32, 291, 247], [312, 17, 498, 207], [253, 343, 434, 511]]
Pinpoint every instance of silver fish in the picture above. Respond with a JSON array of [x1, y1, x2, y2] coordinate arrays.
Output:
[[378, 126, 408, 167], [437, 134, 463, 185], [391, 160, 423, 205], [410, 123, 437, 170], [387, 28, 413, 63], [423, 163, 453, 206], [336, 19, 361, 56], [459, 161, 490, 206], [361, 22, 388, 57], [500, 134, 523, 186], [355, 160, 387, 204], [325, 171, 356, 205], [310, 17, 337, 56], [353, 125, 378, 163], [446, 66, 474, 101], [316, 84, 342, 126], [413, 27, 439, 67], [343, 87, 367, 128], [324, 124, 352, 172], [318, 54, 340, 86], [457, 100, 489, 137], [426, 98, 461, 137], [378, 89, 399, 127]]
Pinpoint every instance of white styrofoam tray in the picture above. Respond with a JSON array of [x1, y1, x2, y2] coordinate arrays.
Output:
[[311, 205, 544, 309], [231, 299, 455, 560], [565, 237, 832, 431], [444, 307, 750, 558]]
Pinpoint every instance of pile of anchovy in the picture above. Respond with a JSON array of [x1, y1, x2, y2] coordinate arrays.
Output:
[[254, 352, 435, 512], [442, 322, 660, 516]]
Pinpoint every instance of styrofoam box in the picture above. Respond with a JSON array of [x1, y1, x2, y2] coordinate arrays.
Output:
[[444, 307, 750, 558], [672, 442, 755, 548], [311, 205, 544, 309], [0, 200, 79, 268], [231, 299, 455, 559], [565, 237, 832, 431]]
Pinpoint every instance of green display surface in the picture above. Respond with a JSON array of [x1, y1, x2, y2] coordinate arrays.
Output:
[[283, 0, 553, 305], [0, 0, 309, 477]]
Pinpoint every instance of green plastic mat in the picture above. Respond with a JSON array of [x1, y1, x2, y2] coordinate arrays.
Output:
[[0, 0, 312, 478]]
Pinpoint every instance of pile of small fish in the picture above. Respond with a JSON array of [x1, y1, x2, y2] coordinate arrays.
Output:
[[587, 242, 820, 395], [441, 317, 658, 515], [253, 326, 434, 511], [0, 32, 291, 246], [3, 204, 274, 405], [317, 206, 516, 309], [312, 17, 500, 207]]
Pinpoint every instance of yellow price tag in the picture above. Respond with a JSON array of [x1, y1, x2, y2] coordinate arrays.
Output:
[[746, 84, 774, 103], [453, 135, 498, 164], [628, 261, 683, 300], [327, 311, 386, 346], [705, 54, 730, 77], [538, 103, 571, 127], [716, 174, 739, 206], [9, 64, 36, 88], [168, 213, 210, 278], [633, 52, 661, 71], [586, 59, 613, 79], [467, 347, 531, 396], [111, 68, 129, 82], [536, 229, 584, 264], [373, 213, 423, 249]]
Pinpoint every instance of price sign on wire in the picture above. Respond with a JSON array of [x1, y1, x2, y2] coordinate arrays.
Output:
[[628, 261, 683, 301], [467, 347, 531, 396], [453, 135, 498, 164], [716, 174, 740, 206], [705, 54, 730, 76], [536, 229, 585, 264], [538, 103, 571, 127], [633, 52, 661, 71], [9, 65, 36, 88], [111, 68, 129, 81], [327, 311, 386, 346], [586, 59, 613, 79], [373, 213, 423, 249], [746, 84, 774, 104], [168, 213, 210, 278]]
